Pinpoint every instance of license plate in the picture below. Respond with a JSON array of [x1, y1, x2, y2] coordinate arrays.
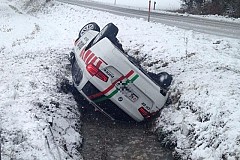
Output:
[[115, 81, 138, 102], [127, 92, 138, 102]]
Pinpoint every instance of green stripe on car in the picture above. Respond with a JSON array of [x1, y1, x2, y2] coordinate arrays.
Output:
[[93, 74, 139, 103]]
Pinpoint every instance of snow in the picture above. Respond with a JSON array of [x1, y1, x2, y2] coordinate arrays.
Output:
[[1, 0, 240, 159], [0, 0, 83, 159]]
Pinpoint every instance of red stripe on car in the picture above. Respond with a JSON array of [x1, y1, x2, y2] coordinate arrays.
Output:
[[125, 70, 135, 78], [85, 53, 95, 64], [83, 50, 92, 62], [89, 56, 97, 65], [88, 70, 134, 99], [80, 49, 85, 58], [96, 60, 103, 69]]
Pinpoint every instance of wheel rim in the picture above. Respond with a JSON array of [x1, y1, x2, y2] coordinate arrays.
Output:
[[80, 24, 95, 37]]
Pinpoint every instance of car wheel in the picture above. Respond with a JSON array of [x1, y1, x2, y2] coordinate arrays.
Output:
[[147, 72, 172, 89], [71, 60, 83, 86], [157, 72, 172, 89], [91, 23, 119, 47], [79, 22, 100, 38]]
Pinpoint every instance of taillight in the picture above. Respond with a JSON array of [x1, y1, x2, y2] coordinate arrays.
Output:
[[86, 64, 108, 82], [86, 64, 98, 76], [95, 71, 108, 82], [138, 107, 151, 119]]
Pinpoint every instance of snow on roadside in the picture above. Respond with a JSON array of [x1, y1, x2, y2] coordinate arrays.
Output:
[[156, 11, 240, 24], [0, 0, 82, 159], [152, 36, 240, 159], [1, 0, 240, 159]]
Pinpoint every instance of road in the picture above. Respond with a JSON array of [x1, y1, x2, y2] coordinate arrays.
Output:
[[57, 0, 240, 39]]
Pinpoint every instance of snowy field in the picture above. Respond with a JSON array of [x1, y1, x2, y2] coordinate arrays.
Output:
[[1, 0, 240, 159]]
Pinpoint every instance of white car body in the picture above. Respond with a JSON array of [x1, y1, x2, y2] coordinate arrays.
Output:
[[71, 28, 169, 122]]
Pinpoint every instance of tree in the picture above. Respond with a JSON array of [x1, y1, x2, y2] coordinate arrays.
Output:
[[181, 0, 194, 12], [181, 0, 240, 17]]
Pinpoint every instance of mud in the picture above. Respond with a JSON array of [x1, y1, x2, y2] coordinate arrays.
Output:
[[70, 88, 174, 160]]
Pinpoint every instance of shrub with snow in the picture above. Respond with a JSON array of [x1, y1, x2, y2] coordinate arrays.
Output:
[[8, 0, 52, 13]]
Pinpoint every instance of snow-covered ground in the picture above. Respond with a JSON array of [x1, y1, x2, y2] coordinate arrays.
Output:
[[0, 0, 83, 159], [1, 0, 240, 159]]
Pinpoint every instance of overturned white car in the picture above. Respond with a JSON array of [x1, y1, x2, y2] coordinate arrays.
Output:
[[69, 22, 172, 122]]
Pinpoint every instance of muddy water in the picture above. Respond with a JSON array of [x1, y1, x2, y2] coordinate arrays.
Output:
[[79, 104, 174, 160]]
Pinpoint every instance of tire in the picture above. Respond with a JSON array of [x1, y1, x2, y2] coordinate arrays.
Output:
[[71, 60, 83, 86], [91, 23, 119, 47], [157, 72, 172, 89], [147, 72, 172, 89], [79, 22, 100, 38]]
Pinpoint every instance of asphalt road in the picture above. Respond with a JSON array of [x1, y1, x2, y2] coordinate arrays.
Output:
[[58, 0, 240, 39]]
